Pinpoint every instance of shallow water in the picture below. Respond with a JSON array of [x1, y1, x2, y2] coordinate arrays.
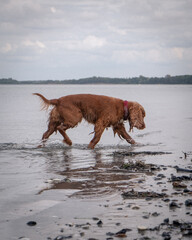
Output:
[[0, 84, 192, 239]]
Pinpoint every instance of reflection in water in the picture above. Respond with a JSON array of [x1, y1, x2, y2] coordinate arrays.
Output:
[[38, 143, 160, 198], [0, 141, 170, 199]]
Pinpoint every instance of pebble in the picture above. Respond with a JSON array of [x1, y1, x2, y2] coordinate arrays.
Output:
[[169, 201, 180, 208], [26, 221, 37, 226], [163, 218, 169, 224], [115, 228, 131, 237], [131, 205, 140, 210], [97, 220, 103, 226], [185, 199, 192, 207], [138, 226, 147, 231], [53, 235, 73, 240], [152, 212, 160, 217], [162, 232, 171, 240]]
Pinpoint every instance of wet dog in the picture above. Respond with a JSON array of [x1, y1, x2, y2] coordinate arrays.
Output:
[[34, 93, 146, 149]]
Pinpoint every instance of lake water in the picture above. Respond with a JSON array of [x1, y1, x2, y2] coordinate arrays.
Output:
[[0, 84, 192, 239]]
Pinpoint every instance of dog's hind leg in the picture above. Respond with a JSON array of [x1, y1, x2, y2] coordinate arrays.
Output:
[[88, 121, 105, 149], [57, 124, 72, 146]]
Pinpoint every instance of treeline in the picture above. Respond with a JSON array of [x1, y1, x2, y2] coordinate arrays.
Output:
[[1, 75, 192, 84]]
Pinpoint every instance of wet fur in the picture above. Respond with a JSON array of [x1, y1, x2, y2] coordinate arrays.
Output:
[[34, 93, 146, 149]]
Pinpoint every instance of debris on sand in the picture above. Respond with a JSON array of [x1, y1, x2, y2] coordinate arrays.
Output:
[[185, 199, 192, 207], [122, 189, 167, 199], [120, 160, 160, 173], [114, 228, 132, 237], [111, 151, 172, 157], [170, 174, 192, 181], [175, 166, 192, 173]]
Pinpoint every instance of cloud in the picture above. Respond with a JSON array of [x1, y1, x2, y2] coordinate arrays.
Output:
[[0, 0, 192, 80], [50, 7, 56, 13], [23, 40, 46, 49], [0, 43, 13, 53]]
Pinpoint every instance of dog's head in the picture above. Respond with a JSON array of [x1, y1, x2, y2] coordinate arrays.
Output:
[[128, 102, 146, 131]]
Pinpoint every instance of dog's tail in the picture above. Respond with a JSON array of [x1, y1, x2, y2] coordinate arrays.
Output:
[[33, 93, 59, 110]]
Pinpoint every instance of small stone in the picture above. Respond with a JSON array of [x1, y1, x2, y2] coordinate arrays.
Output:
[[185, 199, 192, 207], [183, 230, 192, 236], [115, 228, 131, 237], [169, 201, 180, 208], [53, 235, 73, 240], [82, 225, 89, 230], [162, 232, 171, 240], [138, 226, 147, 231], [131, 205, 140, 210], [163, 218, 169, 224], [173, 220, 181, 226], [26, 221, 37, 226], [97, 220, 103, 226], [152, 212, 160, 217], [172, 182, 187, 188], [142, 214, 150, 219], [117, 208, 123, 210]]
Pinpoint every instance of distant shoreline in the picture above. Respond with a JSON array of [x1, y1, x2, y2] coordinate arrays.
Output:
[[1, 75, 192, 84]]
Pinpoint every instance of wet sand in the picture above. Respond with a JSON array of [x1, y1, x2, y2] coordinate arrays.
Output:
[[1, 147, 192, 240]]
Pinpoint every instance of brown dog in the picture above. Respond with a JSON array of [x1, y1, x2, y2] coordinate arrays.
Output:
[[34, 93, 146, 149]]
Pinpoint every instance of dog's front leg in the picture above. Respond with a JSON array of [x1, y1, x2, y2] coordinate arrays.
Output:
[[37, 125, 56, 147], [113, 124, 135, 144]]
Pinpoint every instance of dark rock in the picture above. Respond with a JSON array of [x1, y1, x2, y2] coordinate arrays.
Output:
[[115, 228, 132, 237], [164, 218, 169, 224], [54, 235, 73, 240], [26, 221, 37, 226], [117, 208, 123, 210], [183, 230, 192, 236], [157, 173, 166, 178], [162, 232, 171, 240], [175, 166, 192, 173], [170, 175, 192, 181], [173, 220, 181, 227], [152, 212, 160, 217], [185, 199, 192, 207], [183, 188, 190, 193], [97, 220, 103, 226], [169, 201, 180, 208]]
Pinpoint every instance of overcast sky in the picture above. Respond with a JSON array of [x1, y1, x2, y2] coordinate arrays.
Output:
[[0, 0, 192, 80]]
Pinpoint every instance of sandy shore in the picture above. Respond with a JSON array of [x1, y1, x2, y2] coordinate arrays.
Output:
[[1, 150, 192, 240]]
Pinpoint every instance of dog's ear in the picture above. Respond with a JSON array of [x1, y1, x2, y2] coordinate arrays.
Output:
[[128, 102, 146, 131], [128, 102, 138, 132], [127, 104, 134, 132]]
